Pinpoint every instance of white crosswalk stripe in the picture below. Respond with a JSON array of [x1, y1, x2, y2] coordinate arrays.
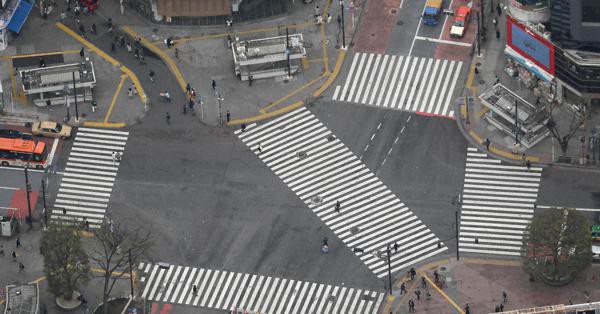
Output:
[[333, 53, 463, 117], [138, 262, 385, 314], [51, 127, 129, 227], [459, 147, 542, 256], [235, 107, 447, 278]]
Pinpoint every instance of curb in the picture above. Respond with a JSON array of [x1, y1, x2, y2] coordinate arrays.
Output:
[[55, 23, 148, 108], [121, 25, 187, 93]]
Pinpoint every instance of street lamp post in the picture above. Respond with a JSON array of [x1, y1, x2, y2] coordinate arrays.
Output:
[[386, 245, 392, 295], [72, 71, 79, 122], [515, 100, 519, 144], [339, 0, 346, 49], [42, 178, 47, 227], [452, 194, 462, 260], [24, 167, 33, 228], [286, 27, 291, 78], [128, 249, 134, 297], [217, 93, 223, 125]]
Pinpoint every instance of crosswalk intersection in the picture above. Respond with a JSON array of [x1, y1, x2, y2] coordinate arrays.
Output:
[[138, 262, 384, 314], [235, 107, 447, 278], [332, 53, 463, 117], [459, 147, 542, 256], [51, 127, 129, 227]]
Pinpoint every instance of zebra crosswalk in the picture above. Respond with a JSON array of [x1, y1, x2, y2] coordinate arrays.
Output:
[[138, 262, 384, 314], [459, 147, 542, 256], [332, 53, 463, 117], [51, 127, 129, 227], [235, 107, 447, 278]]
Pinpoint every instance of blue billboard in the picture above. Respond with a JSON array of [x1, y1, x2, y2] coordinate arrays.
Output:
[[510, 23, 551, 69]]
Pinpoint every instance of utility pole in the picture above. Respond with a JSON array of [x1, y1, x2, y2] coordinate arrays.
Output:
[[128, 249, 135, 297], [386, 245, 392, 295], [340, 0, 346, 49], [286, 27, 291, 78], [72, 71, 79, 122], [515, 100, 519, 144], [42, 178, 47, 227], [64, 85, 71, 122], [476, 12, 481, 56], [217, 93, 223, 125], [24, 167, 33, 228], [453, 194, 462, 261]]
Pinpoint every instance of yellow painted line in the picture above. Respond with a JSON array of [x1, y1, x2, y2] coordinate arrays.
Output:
[[0, 50, 79, 60], [29, 276, 47, 284], [466, 62, 476, 88], [422, 273, 465, 314], [463, 257, 521, 267], [56, 22, 147, 106], [56, 22, 120, 67], [312, 49, 346, 97], [476, 106, 489, 118], [461, 103, 467, 119], [83, 121, 127, 128], [260, 73, 326, 114], [469, 130, 482, 143], [173, 21, 316, 46], [79, 230, 95, 237], [122, 26, 187, 93], [92, 268, 134, 278], [104, 75, 127, 123], [228, 100, 305, 125], [469, 130, 541, 162], [381, 295, 395, 313], [302, 57, 309, 70]]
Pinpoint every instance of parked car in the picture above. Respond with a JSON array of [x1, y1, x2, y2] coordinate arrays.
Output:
[[0, 128, 33, 140], [31, 121, 72, 139], [593, 243, 600, 262]]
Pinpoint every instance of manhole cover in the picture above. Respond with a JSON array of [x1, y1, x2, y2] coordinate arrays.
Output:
[[390, 9, 397, 14], [397, 20, 404, 26], [350, 226, 360, 234], [439, 266, 447, 272], [327, 135, 336, 142], [297, 151, 308, 159], [335, 44, 340, 49], [370, 33, 376, 37], [311, 196, 323, 205]]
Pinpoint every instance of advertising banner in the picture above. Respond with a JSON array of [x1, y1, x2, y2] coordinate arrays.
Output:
[[506, 15, 555, 74]]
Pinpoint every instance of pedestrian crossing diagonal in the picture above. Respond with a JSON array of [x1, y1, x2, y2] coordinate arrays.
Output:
[[51, 127, 129, 228], [235, 107, 447, 278], [332, 53, 463, 117], [138, 262, 385, 314], [459, 147, 542, 256]]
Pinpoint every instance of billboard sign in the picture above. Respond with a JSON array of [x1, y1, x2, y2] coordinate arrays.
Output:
[[506, 15, 555, 74]]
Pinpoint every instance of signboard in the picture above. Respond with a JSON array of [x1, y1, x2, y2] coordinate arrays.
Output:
[[506, 15, 555, 75]]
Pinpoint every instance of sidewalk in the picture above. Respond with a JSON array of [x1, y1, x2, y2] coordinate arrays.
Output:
[[383, 257, 600, 314], [454, 0, 600, 169]]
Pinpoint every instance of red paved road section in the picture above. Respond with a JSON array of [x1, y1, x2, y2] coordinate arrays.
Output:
[[353, 0, 402, 53], [434, 0, 479, 61], [8, 190, 38, 219]]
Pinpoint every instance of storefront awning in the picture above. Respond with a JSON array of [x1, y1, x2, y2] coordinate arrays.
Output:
[[504, 46, 554, 83], [7, 0, 33, 33]]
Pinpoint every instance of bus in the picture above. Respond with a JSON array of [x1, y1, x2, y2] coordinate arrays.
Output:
[[0, 137, 48, 169]]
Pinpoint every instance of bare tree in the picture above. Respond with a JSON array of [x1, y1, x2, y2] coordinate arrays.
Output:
[[89, 219, 153, 314], [545, 101, 589, 155]]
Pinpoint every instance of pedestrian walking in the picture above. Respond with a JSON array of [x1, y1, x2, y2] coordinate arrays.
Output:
[[502, 291, 507, 304], [335, 200, 341, 213], [410, 267, 416, 280], [495, 74, 500, 84], [186, 83, 191, 95], [174, 48, 179, 59], [526, 160, 531, 170], [18, 262, 25, 273], [131, 84, 138, 95], [211, 79, 216, 91], [120, 36, 125, 48], [241, 123, 246, 132], [11, 251, 16, 262], [434, 270, 440, 283], [337, 15, 342, 28], [0, 245, 4, 255], [257, 143, 262, 153], [192, 284, 198, 295], [112, 151, 118, 165], [495, 305, 501, 312], [16, 237, 21, 248], [400, 282, 406, 294], [500, 303, 504, 311], [111, 42, 116, 52], [126, 41, 132, 53], [327, 13, 332, 24], [474, 65, 479, 75], [166, 112, 171, 124], [415, 289, 421, 300], [80, 47, 85, 58], [189, 98, 195, 110], [394, 242, 399, 252], [134, 48, 140, 60], [496, 29, 501, 40], [63, 208, 67, 215], [314, 5, 320, 17], [226, 110, 231, 123], [161, 91, 171, 102], [148, 70, 155, 83], [39, 57, 46, 67], [492, 17, 498, 29], [496, 3, 502, 16], [484, 138, 491, 150], [465, 303, 470, 314], [127, 87, 133, 97], [79, 23, 85, 36], [421, 276, 427, 288], [91, 23, 97, 35]]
